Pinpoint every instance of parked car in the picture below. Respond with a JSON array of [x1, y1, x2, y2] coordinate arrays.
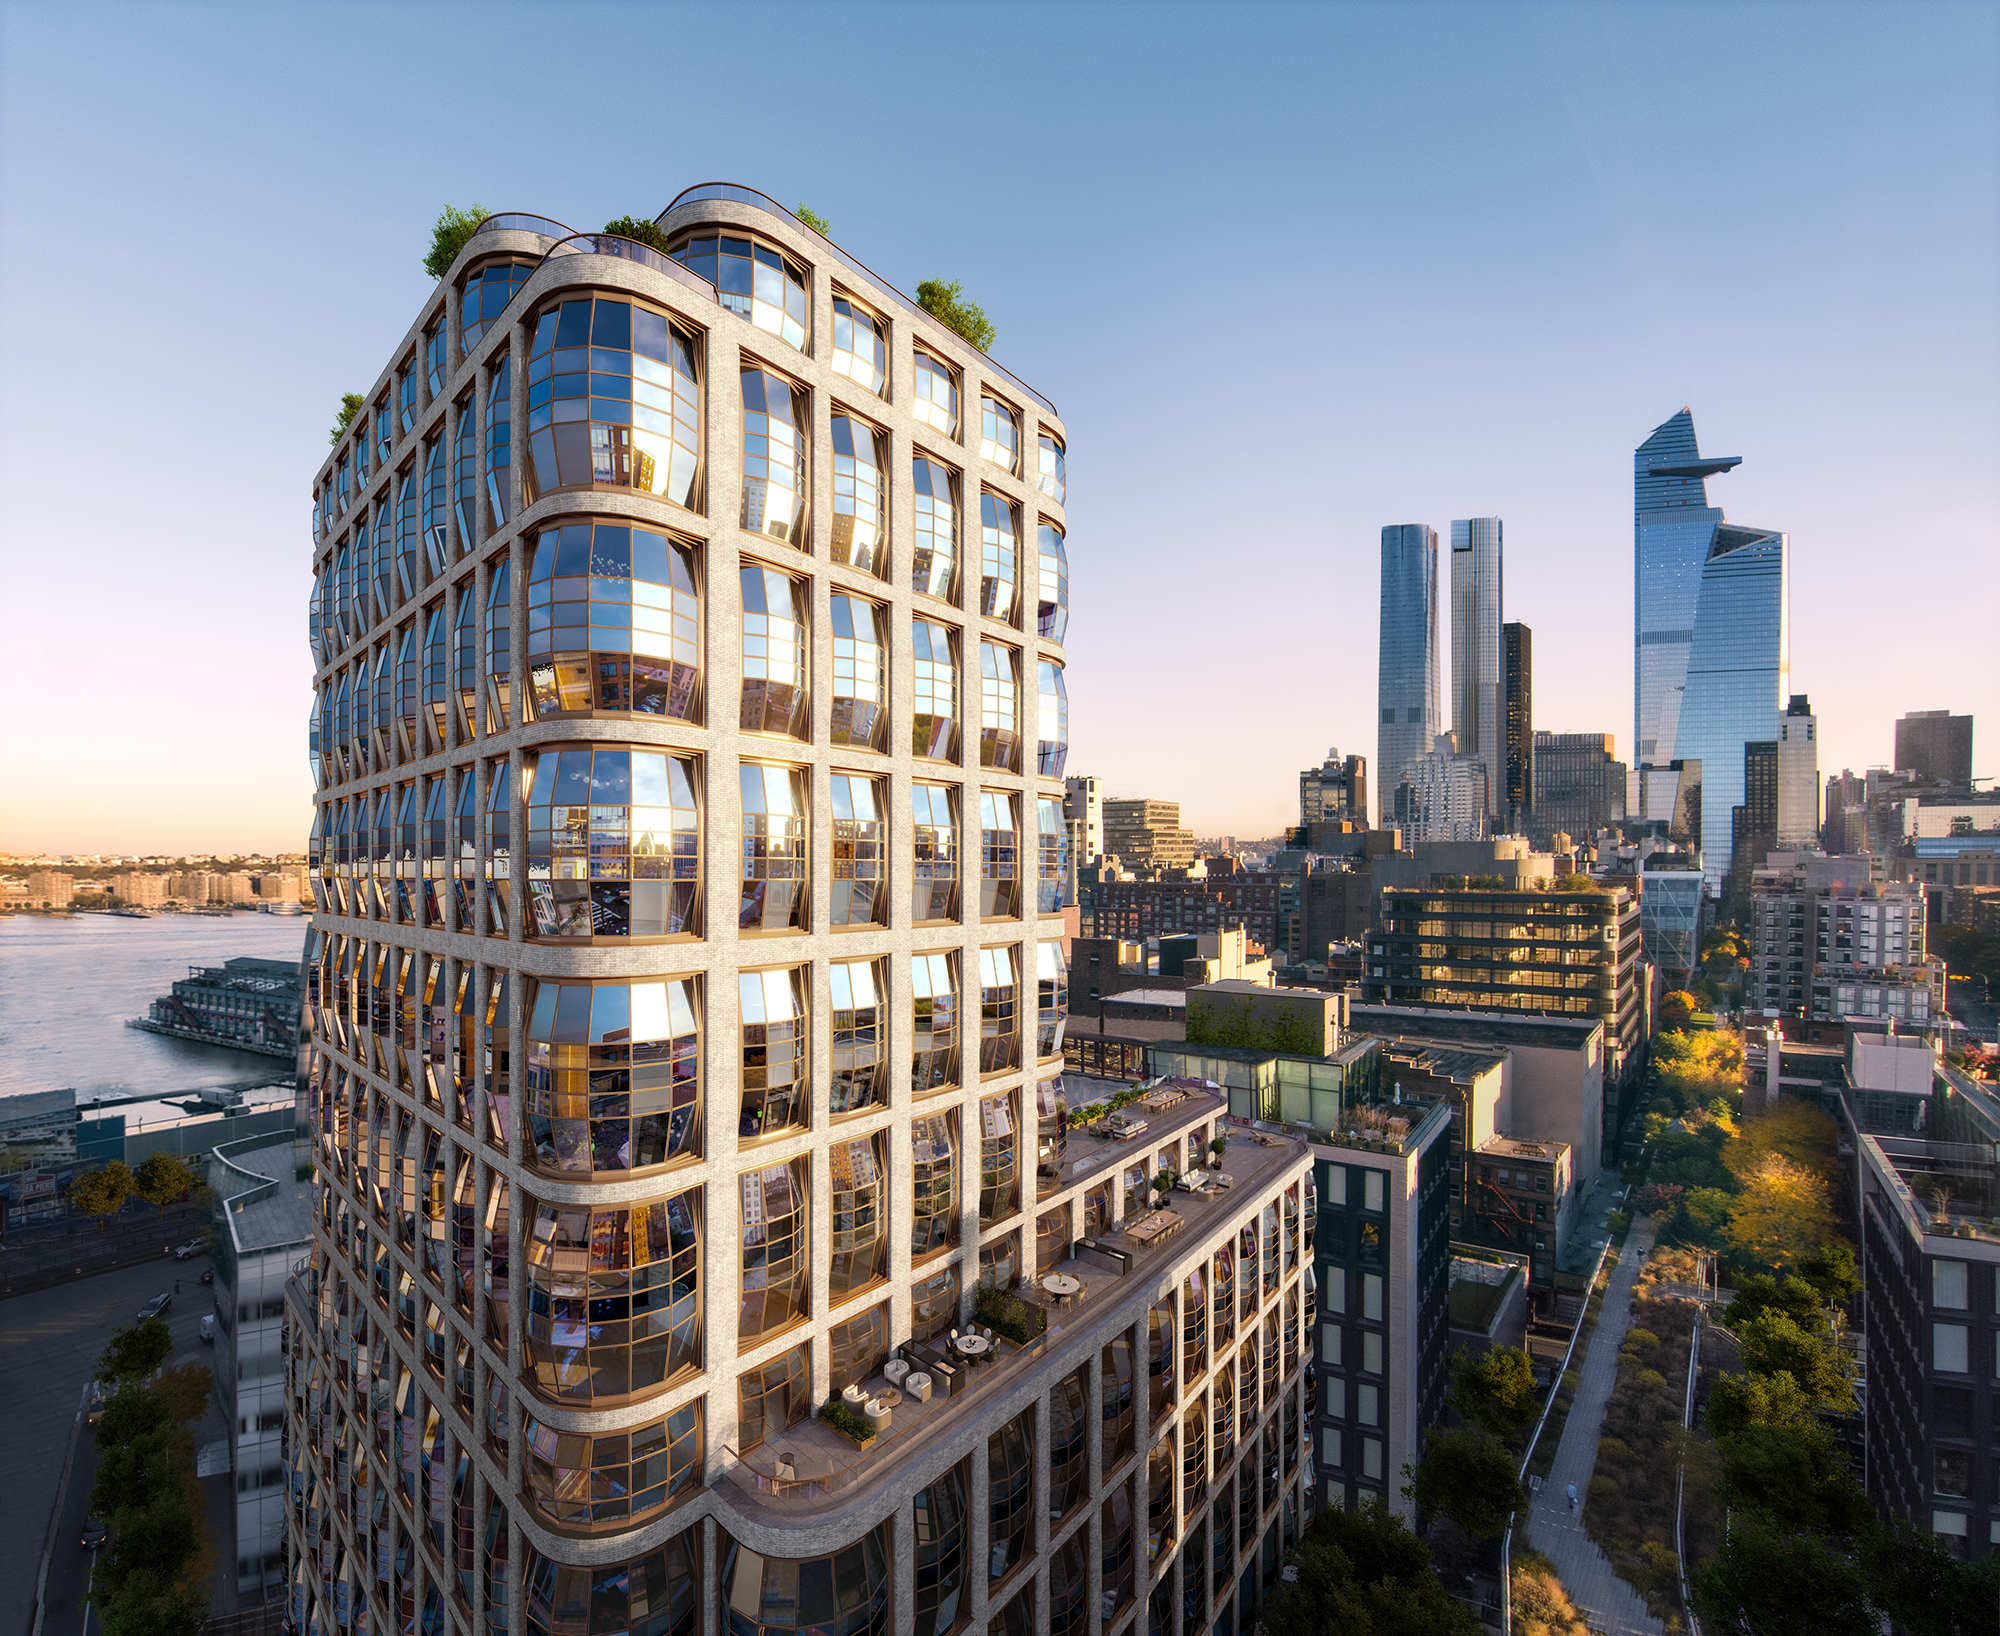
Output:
[[199, 1315, 215, 1344], [199, 1269, 214, 1285], [81, 1516, 107, 1551], [137, 1293, 172, 1321], [172, 1239, 205, 1260], [86, 1382, 109, 1425]]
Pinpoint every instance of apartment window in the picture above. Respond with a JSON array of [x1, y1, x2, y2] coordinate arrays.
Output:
[[740, 367, 807, 544], [1036, 797, 1069, 914], [738, 1159, 809, 1341], [978, 493, 1018, 625], [978, 642, 1020, 771], [911, 618, 959, 761], [1363, 1273, 1382, 1320], [912, 1463, 969, 1636], [1051, 1367, 1090, 1519], [523, 978, 699, 1173], [460, 258, 532, 350], [424, 317, 448, 397], [912, 456, 959, 601], [913, 350, 960, 437], [979, 1092, 1020, 1221], [673, 231, 809, 350], [525, 520, 699, 722], [912, 952, 959, 1092], [739, 967, 808, 1140], [740, 566, 808, 738], [979, 394, 1020, 474], [911, 784, 960, 922], [979, 946, 1020, 1073], [1933, 1260, 1968, 1309], [830, 774, 885, 927], [1361, 1332, 1382, 1374], [910, 1113, 960, 1259], [828, 958, 885, 1115], [1934, 1323, 1970, 1373], [829, 1136, 890, 1303], [979, 1230, 1021, 1291], [522, 1401, 700, 1527], [1036, 523, 1068, 643], [740, 763, 808, 931], [911, 1263, 959, 1341], [1036, 430, 1065, 505], [521, 1536, 698, 1636], [524, 296, 700, 508], [1035, 660, 1068, 777], [1036, 1198, 1072, 1272], [452, 393, 478, 548], [988, 1413, 1035, 1578], [831, 415, 886, 576], [979, 792, 1020, 918], [524, 746, 700, 940], [829, 596, 887, 749], [831, 294, 887, 396], [736, 1343, 808, 1454]]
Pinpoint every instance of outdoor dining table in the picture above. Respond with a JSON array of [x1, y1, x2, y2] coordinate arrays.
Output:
[[1043, 1273, 1082, 1304], [953, 1334, 992, 1358]]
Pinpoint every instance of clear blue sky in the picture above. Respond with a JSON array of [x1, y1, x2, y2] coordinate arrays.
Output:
[[1, 0, 1993, 851]]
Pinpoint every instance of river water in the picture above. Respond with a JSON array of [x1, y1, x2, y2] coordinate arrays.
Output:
[[0, 913, 310, 1100]]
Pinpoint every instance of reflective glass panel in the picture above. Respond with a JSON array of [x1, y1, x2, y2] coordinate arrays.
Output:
[[978, 642, 1019, 771], [672, 233, 808, 350], [979, 395, 1019, 475], [740, 763, 808, 931], [1037, 523, 1068, 643], [524, 746, 701, 940], [913, 351, 959, 437], [524, 978, 700, 1172], [740, 368, 806, 544], [527, 521, 700, 722], [912, 457, 959, 602], [979, 494, 1018, 625], [831, 415, 885, 576], [829, 597, 886, 749], [740, 567, 808, 738], [526, 297, 700, 508], [831, 295, 887, 396], [830, 774, 884, 927]]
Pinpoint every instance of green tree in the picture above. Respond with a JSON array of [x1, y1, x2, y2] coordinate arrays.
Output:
[[1859, 1521, 2000, 1636], [1723, 1272, 1825, 1333], [602, 215, 669, 253], [1401, 1427, 1525, 1539], [915, 278, 995, 352], [1734, 1310, 1857, 1418], [1690, 1513, 1877, 1636], [94, 1318, 174, 1387], [793, 202, 831, 237], [133, 1149, 195, 1223], [1712, 1421, 1872, 1538], [71, 1160, 135, 1233], [1705, 1368, 1823, 1440], [1795, 1241, 1861, 1306], [1448, 1346, 1538, 1441], [1554, 873, 1598, 892], [423, 202, 490, 279], [329, 391, 365, 447], [1254, 1498, 1478, 1636], [1263, 1004, 1324, 1057]]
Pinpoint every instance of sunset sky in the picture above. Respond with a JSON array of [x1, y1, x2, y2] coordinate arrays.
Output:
[[0, 1, 1993, 853]]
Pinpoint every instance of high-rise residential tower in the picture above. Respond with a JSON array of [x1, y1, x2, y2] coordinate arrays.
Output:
[[1776, 694, 1819, 848], [1502, 622, 1532, 832], [1450, 518, 1503, 820], [294, 189, 1319, 1636], [1894, 709, 1974, 789], [1377, 525, 1440, 825]]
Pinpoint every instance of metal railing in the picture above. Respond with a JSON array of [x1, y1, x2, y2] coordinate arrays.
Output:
[[470, 213, 575, 240], [1676, 1319, 1703, 1636], [542, 234, 718, 304]]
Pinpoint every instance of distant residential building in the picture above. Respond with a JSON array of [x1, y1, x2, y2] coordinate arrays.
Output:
[[1532, 733, 1627, 848], [1089, 874, 1282, 955], [1466, 1135, 1574, 1291], [109, 870, 168, 907], [1102, 797, 1197, 873], [1063, 773, 1103, 862], [1363, 881, 1644, 1086], [1777, 694, 1820, 847], [1378, 524, 1442, 824], [1451, 517, 1505, 819], [1747, 864, 1936, 1022], [25, 870, 73, 907], [1503, 622, 1532, 831], [1894, 709, 1974, 790], [1393, 738, 1489, 843], [1300, 750, 1369, 830]]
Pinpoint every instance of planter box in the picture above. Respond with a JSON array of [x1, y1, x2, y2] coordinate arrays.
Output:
[[829, 1423, 876, 1451]]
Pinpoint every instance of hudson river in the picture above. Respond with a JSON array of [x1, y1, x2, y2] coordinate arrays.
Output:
[[0, 913, 309, 1099]]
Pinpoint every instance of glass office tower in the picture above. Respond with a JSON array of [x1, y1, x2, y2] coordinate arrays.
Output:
[[1449, 518, 1503, 821], [1377, 525, 1439, 825]]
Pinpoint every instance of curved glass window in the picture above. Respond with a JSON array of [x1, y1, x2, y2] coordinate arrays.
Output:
[[485, 357, 512, 529], [910, 619, 958, 761], [524, 978, 700, 1172], [978, 643, 1019, 771], [913, 351, 959, 437], [1050, 1367, 1089, 1519], [979, 792, 1019, 918], [1102, 1333, 1136, 1466], [1036, 661, 1069, 778], [453, 394, 478, 546], [978, 1230, 1020, 1291], [988, 1412, 1033, 1578], [522, 1533, 696, 1636], [979, 946, 1020, 1074], [399, 355, 419, 436], [461, 260, 532, 350], [395, 466, 422, 602], [829, 1302, 889, 1390], [740, 368, 806, 543], [1037, 948, 1068, 1065], [912, 783, 959, 922], [829, 597, 886, 749], [978, 1091, 1019, 1221], [910, 1112, 959, 1258], [830, 416, 885, 575], [1184, 1267, 1209, 1384], [739, 967, 807, 1139], [978, 495, 1018, 625], [527, 521, 700, 722], [738, 1158, 809, 1341], [912, 1464, 969, 1636], [424, 435, 449, 576], [1036, 523, 1068, 643], [672, 232, 808, 350], [740, 567, 808, 738], [831, 295, 887, 396], [484, 557, 512, 730], [522, 1192, 702, 1400], [377, 390, 396, 467], [912, 457, 959, 601], [420, 604, 448, 753], [979, 396, 1020, 475], [1036, 1197, 1070, 1266], [718, 1526, 891, 1636], [523, 1400, 701, 1527], [1037, 431, 1066, 505], [912, 1262, 958, 1340], [1212, 1247, 1237, 1346], [737, 1341, 807, 1453], [989, 1585, 1032, 1636], [1036, 798, 1069, 915], [335, 450, 351, 521], [828, 1134, 888, 1302], [526, 296, 701, 507], [830, 774, 884, 927], [1049, 1532, 1089, 1636], [524, 747, 701, 940], [829, 958, 885, 1115], [911, 951, 958, 1093], [740, 763, 808, 931], [373, 500, 395, 614], [425, 320, 448, 399]]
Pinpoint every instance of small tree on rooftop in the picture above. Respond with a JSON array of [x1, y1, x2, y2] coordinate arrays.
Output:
[[424, 203, 491, 280], [329, 392, 364, 447], [915, 279, 995, 352], [793, 203, 831, 237], [603, 215, 670, 253]]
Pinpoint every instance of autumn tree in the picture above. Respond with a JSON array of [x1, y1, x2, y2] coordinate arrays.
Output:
[[134, 1149, 196, 1223], [1510, 1552, 1591, 1636], [1659, 990, 1697, 1031], [1726, 1153, 1844, 1274], [71, 1160, 134, 1233]]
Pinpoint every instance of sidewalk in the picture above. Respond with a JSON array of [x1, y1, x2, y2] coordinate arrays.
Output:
[[1526, 1213, 1663, 1636], [0, 1201, 209, 1299]]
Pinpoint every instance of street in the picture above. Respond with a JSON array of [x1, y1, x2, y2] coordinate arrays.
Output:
[[1947, 975, 1998, 1046], [1, 1254, 224, 1636]]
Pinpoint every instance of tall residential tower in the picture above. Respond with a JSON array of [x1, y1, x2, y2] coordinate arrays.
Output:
[[1377, 525, 1440, 825], [1450, 518, 1504, 821]]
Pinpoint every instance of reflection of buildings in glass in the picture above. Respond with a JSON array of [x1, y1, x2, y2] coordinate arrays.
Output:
[[1377, 524, 1440, 825], [1450, 517, 1504, 820], [1502, 622, 1532, 831], [1530, 733, 1627, 848]]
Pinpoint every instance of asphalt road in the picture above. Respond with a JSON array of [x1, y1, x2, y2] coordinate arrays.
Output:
[[1, 1255, 221, 1636], [1947, 975, 1998, 1045]]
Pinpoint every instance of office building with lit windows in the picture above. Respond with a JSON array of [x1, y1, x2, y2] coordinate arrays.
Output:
[[292, 186, 1312, 1636]]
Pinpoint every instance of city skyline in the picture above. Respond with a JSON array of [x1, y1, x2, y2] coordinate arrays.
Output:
[[1, 3, 1994, 851]]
